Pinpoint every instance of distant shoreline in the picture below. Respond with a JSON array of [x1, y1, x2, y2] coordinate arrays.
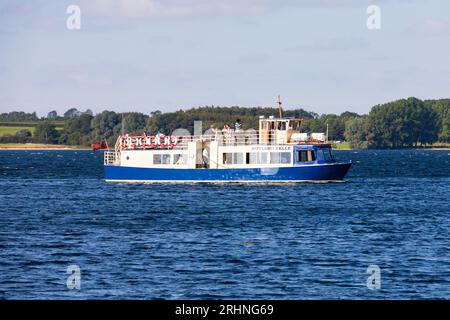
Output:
[[1, 143, 449, 151], [0, 143, 90, 150]]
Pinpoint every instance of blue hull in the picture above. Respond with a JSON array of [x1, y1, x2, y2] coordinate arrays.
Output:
[[104, 162, 352, 182]]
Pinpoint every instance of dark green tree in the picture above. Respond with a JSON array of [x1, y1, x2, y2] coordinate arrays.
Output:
[[63, 108, 81, 119], [425, 99, 450, 142], [33, 121, 60, 144], [90, 111, 120, 146], [0, 111, 38, 121], [46, 110, 58, 119], [367, 97, 439, 148], [344, 117, 368, 148], [59, 113, 94, 145], [121, 112, 148, 135]]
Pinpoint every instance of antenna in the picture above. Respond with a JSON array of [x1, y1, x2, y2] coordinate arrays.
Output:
[[278, 95, 283, 118], [121, 113, 124, 136]]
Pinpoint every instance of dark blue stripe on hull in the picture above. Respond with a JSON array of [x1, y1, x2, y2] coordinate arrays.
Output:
[[104, 163, 351, 182]]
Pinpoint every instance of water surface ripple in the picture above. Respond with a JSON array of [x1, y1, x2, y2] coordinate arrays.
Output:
[[0, 150, 449, 299]]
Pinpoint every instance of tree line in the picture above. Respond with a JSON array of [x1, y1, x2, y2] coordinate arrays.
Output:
[[0, 97, 448, 148]]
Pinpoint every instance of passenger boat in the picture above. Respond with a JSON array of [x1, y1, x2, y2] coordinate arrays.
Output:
[[104, 112, 352, 183]]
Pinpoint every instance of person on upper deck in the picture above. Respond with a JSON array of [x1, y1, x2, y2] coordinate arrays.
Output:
[[234, 119, 242, 132], [222, 123, 231, 133], [222, 124, 232, 144]]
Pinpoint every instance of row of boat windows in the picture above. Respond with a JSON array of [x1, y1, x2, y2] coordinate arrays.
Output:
[[152, 154, 188, 165], [126, 149, 330, 165], [223, 152, 291, 165], [223, 150, 323, 165]]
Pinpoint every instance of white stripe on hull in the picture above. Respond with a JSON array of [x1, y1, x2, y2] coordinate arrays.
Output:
[[105, 179, 345, 184]]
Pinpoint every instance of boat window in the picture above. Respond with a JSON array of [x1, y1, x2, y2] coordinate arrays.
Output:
[[246, 153, 251, 164], [248, 152, 267, 164], [315, 150, 324, 161], [223, 153, 244, 165], [315, 148, 333, 161], [323, 149, 330, 161], [173, 154, 187, 165], [153, 154, 171, 165], [297, 150, 307, 162], [270, 152, 280, 164], [260, 152, 268, 164], [278, 122, 286, 130], [162, 154, 171, 164], [270, 152, 291, 164], [280, 152, 291, 163], [297, 150, 315, 162], [322, 148, 334, 161], [249, 152, 257, 164], [233, 153, 243, 164], [153, 154, 161, 164], [223, 153, 232, 164]]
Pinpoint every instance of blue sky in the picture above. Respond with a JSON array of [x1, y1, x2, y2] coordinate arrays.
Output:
[[1, 0, 450, 116]]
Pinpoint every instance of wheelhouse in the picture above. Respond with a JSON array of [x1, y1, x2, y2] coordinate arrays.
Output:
[[259, 117, 303, 144]]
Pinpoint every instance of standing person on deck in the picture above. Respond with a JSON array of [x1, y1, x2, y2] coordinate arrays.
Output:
[[234, 119, 242, 132], [234, 119, 242, 144], [222, 124, 232, 145]]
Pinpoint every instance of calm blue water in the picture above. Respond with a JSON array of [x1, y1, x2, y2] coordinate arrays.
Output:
[[0, 149, 449, 299]]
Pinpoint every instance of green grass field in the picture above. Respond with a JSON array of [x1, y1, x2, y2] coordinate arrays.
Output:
[[0, 122, 64, 136], [0, 126, 36, 136]]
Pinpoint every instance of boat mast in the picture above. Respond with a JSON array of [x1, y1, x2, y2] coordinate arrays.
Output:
[[278, 95, 283, 118], [121, 113, 124, 136]]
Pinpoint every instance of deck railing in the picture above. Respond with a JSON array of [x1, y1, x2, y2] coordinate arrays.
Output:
[[173, 132, 259, 148], [113, 130, 327, 152], [114, 132, 260, 151]]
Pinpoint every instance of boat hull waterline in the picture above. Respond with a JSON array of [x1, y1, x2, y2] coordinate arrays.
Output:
[[104, 162, 352, 183]]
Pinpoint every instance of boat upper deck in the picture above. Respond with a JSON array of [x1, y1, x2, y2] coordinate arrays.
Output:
[[115, 117, 328, 152]]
